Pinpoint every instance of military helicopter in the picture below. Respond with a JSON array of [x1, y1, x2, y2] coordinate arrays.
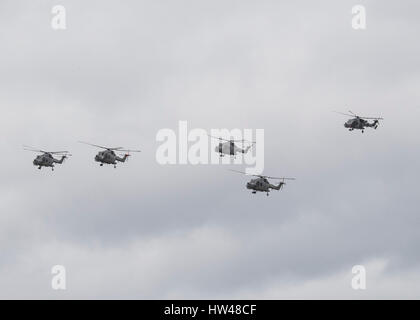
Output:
[[79, 141, 141, 168], [23, 146, 71, 171], [335, 110, 383, 133], [208, 135, 255, 157], [230, 170, 295, 196]]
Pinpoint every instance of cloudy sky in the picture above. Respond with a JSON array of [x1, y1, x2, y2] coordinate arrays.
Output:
[[0, 0, 419, 299]]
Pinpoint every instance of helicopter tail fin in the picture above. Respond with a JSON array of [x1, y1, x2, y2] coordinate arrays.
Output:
[[242, 145, 252, 154], [54, 155, 67, 164], [271, 182, 285, 190], [116, 154, 130, 162]]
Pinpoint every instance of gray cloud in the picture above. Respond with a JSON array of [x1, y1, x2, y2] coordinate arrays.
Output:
[[0, 0, 420, 299]]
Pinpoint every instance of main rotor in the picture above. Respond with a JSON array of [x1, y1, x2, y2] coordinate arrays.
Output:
[[23, 145, 71, 156], [334, 110, 383, 121], [229, 169, 296, 181], [208, 135, 255, 145], [78, 141, 141, 153]]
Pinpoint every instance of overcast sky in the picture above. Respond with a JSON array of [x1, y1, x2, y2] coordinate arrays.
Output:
[[0, 0, 419, 299]]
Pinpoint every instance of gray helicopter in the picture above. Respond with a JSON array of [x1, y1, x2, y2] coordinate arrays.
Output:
[[230, 170, 295, 196], [336, 110, 383, 133], [24, 146, 71, 171], [209, 135, 255, 157], [79, 141, 141, 168]]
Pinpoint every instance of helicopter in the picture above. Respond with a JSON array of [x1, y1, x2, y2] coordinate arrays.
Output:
[[79, 141, 141, 168], [208, 135, 255, 157], [230, 170, 295, 196], [335, 110, 383, 133], [23, 146, 71, 171]]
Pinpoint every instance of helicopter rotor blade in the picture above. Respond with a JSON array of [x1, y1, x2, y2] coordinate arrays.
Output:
[[229, 169, 294, 180], [333, 111, 355, 117], [229, 169, 265, 178], [208, 135, 255, 144], [78, 141, 109, 149], [334, 111, 383, 120], [230, 139, 256, 144], [359, 116, 384, 120], [207, 135, 230, 142], [78, 141, 122, 150], [348, 110, 383, 120], [118, 149, 141, 153], [228, 169, 248, 175], [23, 145, 70, 154], [23, 145, 47, 153], [23, 148, 45, 153]]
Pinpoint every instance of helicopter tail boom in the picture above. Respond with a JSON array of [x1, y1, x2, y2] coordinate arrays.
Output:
[[54, 155, 67, 164], [270, 182, 285, 190], [241, 145, 252, 154], [116, 154, 130, 163]]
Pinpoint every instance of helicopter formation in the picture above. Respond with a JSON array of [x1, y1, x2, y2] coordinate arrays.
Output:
[[24, 142, 141, 170], [204, 136, 294, 195], [24, 110, 383, 196]]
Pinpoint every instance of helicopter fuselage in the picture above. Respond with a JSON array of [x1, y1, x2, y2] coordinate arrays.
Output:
[[247, 178, 270, 192], [215, 141, 251, 156], [246, 177, 284, 194], [33, 153, 66, 170], [344, 117, 379, 131], [79, 141, 139, 167], [95, 150, 128, 166]]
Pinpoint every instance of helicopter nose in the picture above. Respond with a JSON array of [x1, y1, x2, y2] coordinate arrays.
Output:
[[246, 182, 252, 189]]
